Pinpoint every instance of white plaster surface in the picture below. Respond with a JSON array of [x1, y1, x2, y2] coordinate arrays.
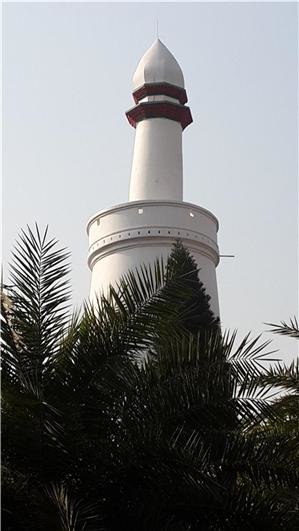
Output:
[[129, 118, 183, 201], [88, 201, 220, 316], [139, 95, 180, 104], [133, 38, 185, 90], [87, 201, 218, 251], [89, 242, 219, 317]]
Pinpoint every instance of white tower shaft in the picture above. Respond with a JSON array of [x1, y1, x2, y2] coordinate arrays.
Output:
[[129, 117, 183, 201]]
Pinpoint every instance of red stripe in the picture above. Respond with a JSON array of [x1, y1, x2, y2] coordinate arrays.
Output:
[[133, 82, 187, 105], [126, 101, 193, 130]]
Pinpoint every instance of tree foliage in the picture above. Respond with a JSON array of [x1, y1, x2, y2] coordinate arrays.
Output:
[[1, 227, 298, 530]]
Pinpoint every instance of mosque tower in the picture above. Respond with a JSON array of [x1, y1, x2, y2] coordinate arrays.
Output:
[[87, 39, 220, 316]]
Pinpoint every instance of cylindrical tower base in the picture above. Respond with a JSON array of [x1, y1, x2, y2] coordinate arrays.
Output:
[[87, 200, 220, 317]]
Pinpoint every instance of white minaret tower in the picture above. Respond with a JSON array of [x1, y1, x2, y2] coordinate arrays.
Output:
[[87, 39, 220, 316]]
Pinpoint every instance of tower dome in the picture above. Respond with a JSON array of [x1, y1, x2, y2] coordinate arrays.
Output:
[[133, 38, 185, 90]]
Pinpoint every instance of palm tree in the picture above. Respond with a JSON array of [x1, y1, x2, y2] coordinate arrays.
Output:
[[1, 226, 298, 530]]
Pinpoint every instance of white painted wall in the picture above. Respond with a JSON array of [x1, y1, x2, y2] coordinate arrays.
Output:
[[87, 201, 218, 260], [87, 201, 220, 317], [89, 241, 219, 317], [129, 118, 183, 201]]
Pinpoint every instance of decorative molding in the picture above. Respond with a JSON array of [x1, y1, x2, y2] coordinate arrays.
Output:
[[88, 235, 219, 270], [87, 200, 219, 233], [133, 82, 188, 105], [126, 101, 193, 130], [88, 225, 218, 253]]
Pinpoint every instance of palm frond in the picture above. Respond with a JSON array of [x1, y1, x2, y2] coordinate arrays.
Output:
[[266, 317, 299, 338], [46, 483, 100, 531], [258, 359, 299, 392], [2, 224, 71, 378], [3, 233, 298, 529], [1, 225, 71, 461]]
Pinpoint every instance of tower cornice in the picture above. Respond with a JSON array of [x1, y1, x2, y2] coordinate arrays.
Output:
[[87, 200, 219, 234], [126, 101, 193, 130], [133, 82, 188, 105]]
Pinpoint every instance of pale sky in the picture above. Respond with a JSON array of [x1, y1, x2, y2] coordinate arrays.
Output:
[[3, 2, 298, 361]]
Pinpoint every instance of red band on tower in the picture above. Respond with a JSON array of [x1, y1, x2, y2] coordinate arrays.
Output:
[[133, 82, 188, 105], [126, 101, 193, 130]]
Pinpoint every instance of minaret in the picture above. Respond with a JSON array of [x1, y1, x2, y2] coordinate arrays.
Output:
[[128, 39, 191, 202], [87, 39, 220, 316]]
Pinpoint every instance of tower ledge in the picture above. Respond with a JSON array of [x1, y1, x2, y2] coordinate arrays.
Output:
[[87, 200, 219, 268], [87, 199, 219, 233]]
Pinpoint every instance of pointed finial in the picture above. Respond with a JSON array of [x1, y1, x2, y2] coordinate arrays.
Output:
[[156, 19, 159, 39], [132, 38, 185, 90]]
